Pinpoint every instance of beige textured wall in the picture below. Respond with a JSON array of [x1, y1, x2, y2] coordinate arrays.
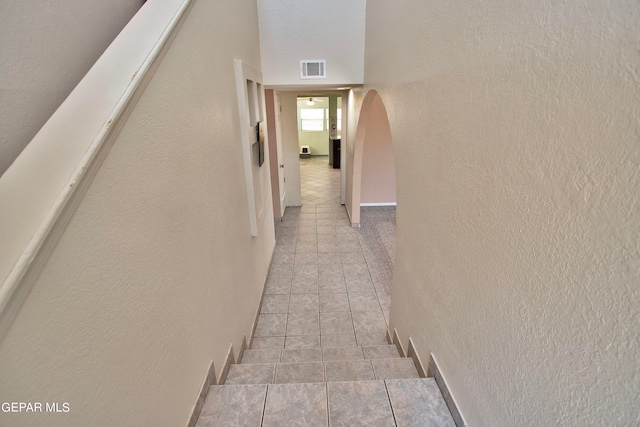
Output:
[[344, 88, 365, 223], [0, 0, 143, 176], [360, 94, 396, 204], [365, 0, 640, 425], [0, 1, 273, 426]]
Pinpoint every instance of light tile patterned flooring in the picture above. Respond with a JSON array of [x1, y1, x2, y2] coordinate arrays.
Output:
[[268, 155, 392, 340], [300, 155, 342, 206], [197, 379, 455, 426], [195, 156, 456, 426]]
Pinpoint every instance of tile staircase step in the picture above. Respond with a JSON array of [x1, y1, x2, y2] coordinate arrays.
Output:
[[241, 349, 281, 364], [327, 380, 394, 426], [195, 384, 266, 426], [281, 347, 323, 363], [371, 358, 421, 380], [322, 346, 364, 361], [224, 357, 419, 385], [386, 378, 457, 426], [225, 364, 276, 385], [275, 361, 325, 384], [325, 359, 375, 382], [263, 383, 327, 427], [361, 344, 402, 359], [197, 379, 455, 427], [242, 345, 402, 363]]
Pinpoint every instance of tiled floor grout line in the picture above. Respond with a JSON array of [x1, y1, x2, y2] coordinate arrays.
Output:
[[325, 382, 330, 427], [383, 379, 399, 427], [198, 159, 454, 426], [346, 284, 359, 345], [260, 385, 269, 427]]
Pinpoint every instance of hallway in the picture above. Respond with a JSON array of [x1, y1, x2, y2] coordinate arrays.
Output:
[[0, 0, 636, 424], [195, 157, 455, 425], [263, 153, 392, 348], [299, 155, 396, 298], [299, 154, 391, 321], [265, 201, 391, 344]]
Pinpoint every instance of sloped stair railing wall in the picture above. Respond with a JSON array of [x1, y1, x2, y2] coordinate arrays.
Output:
[[0, 0, 194, 343]]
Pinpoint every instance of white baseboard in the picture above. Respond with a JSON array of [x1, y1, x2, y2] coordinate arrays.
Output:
[[428, 354, 468, 427], [187, 359, 217, 427]]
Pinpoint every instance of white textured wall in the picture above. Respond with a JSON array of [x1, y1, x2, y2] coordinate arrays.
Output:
[[0, 1, 272, 426], [257, 0, 366, 86], [0, 0, 143, 176], [364, 0, 640, 425]]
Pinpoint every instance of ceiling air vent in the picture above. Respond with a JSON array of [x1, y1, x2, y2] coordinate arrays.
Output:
[[300, 60, 326, 79]]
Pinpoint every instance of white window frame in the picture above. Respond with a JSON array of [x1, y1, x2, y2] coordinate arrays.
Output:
[[299, 107, 327, 132]]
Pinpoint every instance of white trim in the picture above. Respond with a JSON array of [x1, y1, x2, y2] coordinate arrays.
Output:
[[234, 60, 266, 237], [430, 353, 468, 427], [340, 91, 347, 205], [0, 0, 194, 343], [280, 188, 287, 216], [187, 359, 217, 427], [360, 202, 397, 207], [407, 337, 427, 378], [234, 60, 258, 236]]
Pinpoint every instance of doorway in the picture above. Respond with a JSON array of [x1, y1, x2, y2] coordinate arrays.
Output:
[[265, 90, 287, 218], [264, 90, 347, 216], [350, 89, 397, 297], [297, 95, 342, 206]]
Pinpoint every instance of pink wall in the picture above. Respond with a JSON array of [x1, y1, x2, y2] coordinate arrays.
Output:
[[360, 94, 396, 204]]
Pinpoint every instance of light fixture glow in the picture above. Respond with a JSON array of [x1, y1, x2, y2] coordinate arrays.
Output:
[[306, 97, 314, 106]]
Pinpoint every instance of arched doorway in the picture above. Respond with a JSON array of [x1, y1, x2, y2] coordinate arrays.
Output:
[[349, 90, 397, 299], [350, 90, 396, 224]]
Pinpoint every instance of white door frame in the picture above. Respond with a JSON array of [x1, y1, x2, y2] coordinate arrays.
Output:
[[275, 94, 287, 216], [234, 59, 269, 236]]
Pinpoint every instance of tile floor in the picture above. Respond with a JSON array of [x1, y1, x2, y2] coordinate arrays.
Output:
[[300, 155, 341, 206], [195, 156, 456, 426], [197, 378, 455, 426], [267, 156, 392, 339]]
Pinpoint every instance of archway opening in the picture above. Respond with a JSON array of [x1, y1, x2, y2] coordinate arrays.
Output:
[[350, 90, 397, 299], [350, 90, 396, 223]]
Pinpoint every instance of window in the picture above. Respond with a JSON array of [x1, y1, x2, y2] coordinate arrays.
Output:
[[300, 108, 325, 131]]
